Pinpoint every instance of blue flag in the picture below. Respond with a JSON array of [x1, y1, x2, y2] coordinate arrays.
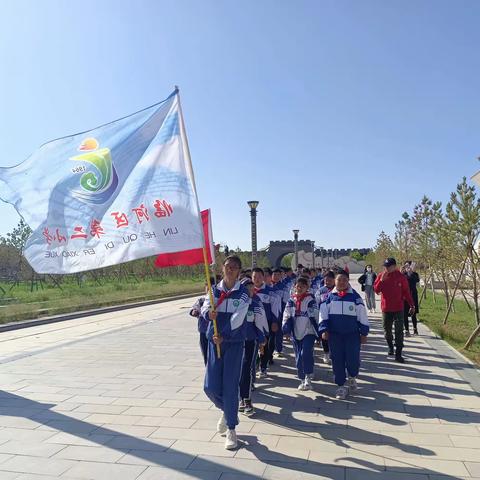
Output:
[[0, 90, 203, 273]]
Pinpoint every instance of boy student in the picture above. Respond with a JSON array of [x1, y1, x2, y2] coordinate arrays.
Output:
[[202, 256, 250, 450], [319, 270, 369, 400], [239, 278, 269, 415], [252, 267, 281, 377], [314, 270, 336, 364], [189, 277, 216, 365], [283, 277, 319, 390], [271, 268, 287, 358]]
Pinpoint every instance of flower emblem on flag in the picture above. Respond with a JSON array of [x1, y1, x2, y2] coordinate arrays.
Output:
[[70, 137, 119, 205]]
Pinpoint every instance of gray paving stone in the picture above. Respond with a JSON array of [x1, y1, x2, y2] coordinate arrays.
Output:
[[62, 461, 146, 479], [0, 455, 76, 476], [0, 291, 478, 480], [135, 467, 220, 480]]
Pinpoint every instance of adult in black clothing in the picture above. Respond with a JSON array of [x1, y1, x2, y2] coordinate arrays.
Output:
[[402, 261, 420, 335]]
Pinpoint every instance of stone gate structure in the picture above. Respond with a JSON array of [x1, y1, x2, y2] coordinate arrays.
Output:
[[265, 240, 371, 269]]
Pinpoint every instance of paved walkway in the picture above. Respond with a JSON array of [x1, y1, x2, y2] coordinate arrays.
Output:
[[0, 282, 479, 479]]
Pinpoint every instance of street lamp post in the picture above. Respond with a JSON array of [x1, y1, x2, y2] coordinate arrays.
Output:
[[293, 229, 299, 270], [247, 201, 259, 268], [320, 246, 324, 268], [311, 241, 315, 269]]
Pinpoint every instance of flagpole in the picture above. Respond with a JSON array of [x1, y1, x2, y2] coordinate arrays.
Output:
[[175, 86, 221, 359]]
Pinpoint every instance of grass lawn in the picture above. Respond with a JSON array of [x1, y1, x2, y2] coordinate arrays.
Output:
[[0, 276, 204, 324], [420, 292, 480, 366]]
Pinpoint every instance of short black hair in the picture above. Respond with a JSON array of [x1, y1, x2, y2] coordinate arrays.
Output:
[[252, 267, 264, 275], [295, 276, 310, 287], [264, 267, 273, 275], [335, 269, 349, 278], [302, 268, 311, 275], [224, 255, 242, 269], [272, 268, 282, 274], [324, 270, 335, 280]]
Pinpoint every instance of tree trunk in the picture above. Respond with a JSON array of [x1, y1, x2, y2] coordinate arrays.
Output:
[[464, 322, 480, 350], [419, 272, 431, 305], [441, 269, 451, 312], [460, 288, 473, 311], [430, 273, 436, 303], [443, 253, 469, 325], [470, 251, 480, 327]]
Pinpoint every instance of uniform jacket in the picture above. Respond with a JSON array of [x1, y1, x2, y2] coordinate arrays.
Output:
[[282, 293, 319, 340], [319, 287, 369, 336], [201, 280, 250, 343], [246, 294, 269, 342]]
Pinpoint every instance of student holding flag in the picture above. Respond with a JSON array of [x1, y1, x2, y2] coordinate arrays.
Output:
[[202, 255, 250, 450]]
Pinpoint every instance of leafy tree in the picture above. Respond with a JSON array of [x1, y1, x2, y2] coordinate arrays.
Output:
[[444, 178, 480, 348], [0, 218, 32, 253], [350, 250, 364, 262]]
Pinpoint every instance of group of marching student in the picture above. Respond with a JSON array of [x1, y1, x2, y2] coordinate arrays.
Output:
[[189, 255, 369, 450]]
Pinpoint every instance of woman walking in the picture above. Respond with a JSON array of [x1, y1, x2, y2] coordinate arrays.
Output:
[[358, 265, 377, 313]]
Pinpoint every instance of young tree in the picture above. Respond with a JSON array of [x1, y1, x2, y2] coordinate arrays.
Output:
[[0, 218, 32, 253], [444, 178, 480, 347]]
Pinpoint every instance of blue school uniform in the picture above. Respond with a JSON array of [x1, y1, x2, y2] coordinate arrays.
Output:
[[255, 283, 281, 371], [319, 287, 369, 387], [240, 295, 268, 400], [201, 280, 250, 429], [283, 293, 319, 380]]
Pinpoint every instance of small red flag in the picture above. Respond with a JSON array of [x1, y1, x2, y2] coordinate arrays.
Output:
[[154, 209, 215, 267]]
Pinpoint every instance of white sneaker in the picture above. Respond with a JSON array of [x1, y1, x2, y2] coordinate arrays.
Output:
[[297, 380, 306, 391], [259, 370, 267, 379], [322, 353, 331, 364], [346, 377, 358, 392], [304, 375, 313, 390], [225, 429, 237, 450], [335, 386, 349, 400], [217, 414, 227, 435]]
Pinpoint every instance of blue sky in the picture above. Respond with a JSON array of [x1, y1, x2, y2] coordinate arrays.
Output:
[[1, 0, 479, 251]]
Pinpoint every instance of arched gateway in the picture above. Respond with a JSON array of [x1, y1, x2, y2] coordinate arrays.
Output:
[[265, 241, 371, 269]]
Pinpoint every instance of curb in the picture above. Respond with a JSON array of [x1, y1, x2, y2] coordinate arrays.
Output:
[[417, 321, 480, 395], [0, 291, 202, 333]]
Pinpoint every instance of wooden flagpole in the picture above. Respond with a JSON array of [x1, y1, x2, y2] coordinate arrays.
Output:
[[175, 86, 221, 358]]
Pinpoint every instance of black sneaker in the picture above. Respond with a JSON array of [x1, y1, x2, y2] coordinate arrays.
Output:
[[268, 359, 274, 366], [388, 349, 394, 356], [395, 356, 405, 364], [405, 330, 411, 337], [238, 399, 245, 412], [413, 328, 418, 335], [243, 400, 254, 416]]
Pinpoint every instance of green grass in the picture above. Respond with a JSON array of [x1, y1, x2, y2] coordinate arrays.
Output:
[[0, 276, 204, 324], [419, 292, 480, 366]]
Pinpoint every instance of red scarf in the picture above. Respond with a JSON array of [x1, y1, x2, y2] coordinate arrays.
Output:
[[217, 289, 232, 308], [337, 290, 348, 298], [293, 293, 309, 314]]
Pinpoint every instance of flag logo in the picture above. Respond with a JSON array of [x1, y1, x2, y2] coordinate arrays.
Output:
[[70, 138, 119, 205]]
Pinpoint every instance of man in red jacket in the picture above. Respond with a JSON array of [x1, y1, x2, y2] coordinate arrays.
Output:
[[374, 257, 415, 363]]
